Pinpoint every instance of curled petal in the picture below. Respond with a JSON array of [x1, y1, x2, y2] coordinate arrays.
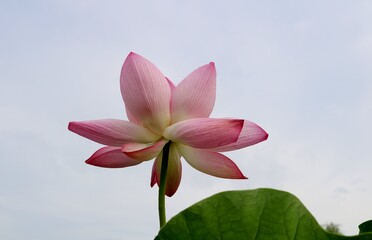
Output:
[[121, 139, 168, 161], [68, 119, 159, 147], [163, 118, 243, 149], [151, 144, 182, 197], [209, 120, 269, 152], [171, 62, 216, 123], [120, 52, 171, 134], [177, 145, 247, 179], [86, 146, 142, 168]]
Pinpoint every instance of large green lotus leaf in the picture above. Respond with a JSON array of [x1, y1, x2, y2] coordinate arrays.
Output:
[[155, 188, 372, 240]]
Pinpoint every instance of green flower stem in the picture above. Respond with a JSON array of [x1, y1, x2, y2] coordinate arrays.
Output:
[[158, 141, 171, 228]]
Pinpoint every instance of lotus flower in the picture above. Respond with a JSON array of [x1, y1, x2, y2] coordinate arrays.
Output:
[[68, 52, 268, 197]]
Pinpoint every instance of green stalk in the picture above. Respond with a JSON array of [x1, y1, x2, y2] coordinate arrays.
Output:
[[158, 141, 171, 228]]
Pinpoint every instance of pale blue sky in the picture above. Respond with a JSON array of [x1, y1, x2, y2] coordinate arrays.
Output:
[[1, 1, 371, 239]]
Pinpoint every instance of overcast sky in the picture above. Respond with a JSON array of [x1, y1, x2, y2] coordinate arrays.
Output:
[[1, 1, 371, 239]]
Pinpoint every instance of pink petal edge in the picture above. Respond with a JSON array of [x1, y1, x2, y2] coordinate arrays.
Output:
[[86, 146, 142, 168], [209, 120, 269, 152], [68, 119, 159, 147], [121, 139, 168, 161], [163, 118, 244, 149]]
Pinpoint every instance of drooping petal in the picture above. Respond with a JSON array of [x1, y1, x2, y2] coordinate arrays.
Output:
[[177, 144, 247, 179], [120, 52, 171, 134], [209, 120, 269, 152], [171, 63, 216, 123], [150, 154, 161, 187], [85, 146, 142, 168], [150, 144, 182, 197], [163, 118, 244, 149], [68, 119, 160, 147], [164, 145, 182, 197], [121, 139, 168, 161]]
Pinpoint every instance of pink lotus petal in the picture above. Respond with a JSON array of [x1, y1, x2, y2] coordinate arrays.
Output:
[[150, 144, 182, 197], [120, 52, 171, 134], [209, 120, 269, 152], [163, 118, 244, 149], [68, 119, 159, 147], [85, 146, 142, 168], [171, 63, 216, 123], [121, 139, 168, 161], [177, 145, 247, 179]]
